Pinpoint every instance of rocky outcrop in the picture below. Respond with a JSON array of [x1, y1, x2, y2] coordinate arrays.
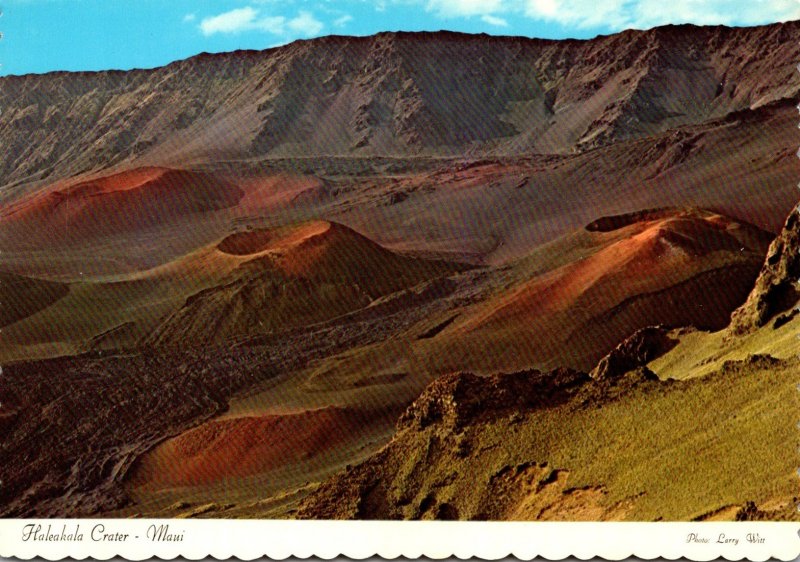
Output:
[[295, 366, 665, 520], [396, 368, 589, 431], [729, 206, 800, 334], [590, 326, 678, 380], [296, 368, 590, 520]]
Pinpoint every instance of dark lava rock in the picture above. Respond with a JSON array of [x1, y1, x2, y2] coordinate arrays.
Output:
[[396, 368, 589, 431], [590, 326, 678, 380], [719, 354, 784, 375], [730, 206, 800, 334]]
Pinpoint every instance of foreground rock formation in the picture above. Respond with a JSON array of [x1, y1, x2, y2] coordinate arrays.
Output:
[[297, 201, 800, 521], [729, 206, 800, 333]]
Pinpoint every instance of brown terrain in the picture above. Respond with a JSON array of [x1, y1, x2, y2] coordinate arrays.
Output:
[[1, 21, 799, 520], [147, 220, 464, 347], [444, 208, 772, 371], [3, 168, 243, 245], [298, 206, 800, 521]]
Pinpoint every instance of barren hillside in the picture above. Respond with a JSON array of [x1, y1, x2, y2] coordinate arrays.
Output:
[[1, 22, 799, 194]]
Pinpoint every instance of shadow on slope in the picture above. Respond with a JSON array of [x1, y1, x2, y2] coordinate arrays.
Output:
[[147, 221, 467, 347], [449, 208, 771, 371], [296, 203, 800, 522], [0, 272, 70, 328]]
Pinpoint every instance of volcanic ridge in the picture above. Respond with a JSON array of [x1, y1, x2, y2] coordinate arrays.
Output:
[[1, 21, 799, 522]]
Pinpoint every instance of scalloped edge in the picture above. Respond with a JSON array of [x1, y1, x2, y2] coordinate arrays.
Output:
[[1, 520, 798, 561]]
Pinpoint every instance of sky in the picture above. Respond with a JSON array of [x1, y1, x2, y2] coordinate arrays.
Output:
[[1, 0, 800, 76]]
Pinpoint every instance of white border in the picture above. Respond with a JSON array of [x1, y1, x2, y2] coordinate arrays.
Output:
[[0, 520, 798, 560]]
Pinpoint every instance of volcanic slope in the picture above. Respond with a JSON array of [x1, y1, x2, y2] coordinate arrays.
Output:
[[652, 204, 800, 380], [2, 167, 243, 245], [147, 220, 466, 347], [447, 208, 773, 371], [130, 406, 373, 490], [297, 208, 773, 395], [328, 98, 799, 265], [0, 272, 69, 327], [296, 353, 799, 521], [0, 165, 344, 361], [1, 22, 799, 189], [296, 207, 800, 522], [0, 240, 262, 362]]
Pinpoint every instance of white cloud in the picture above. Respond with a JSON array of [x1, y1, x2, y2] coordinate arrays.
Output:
[[426, 0, 505, 17], [377, 0, 800, 31], [200, 7, 263, 35], [199, 7, 323, 38], [526, 0, 557, 17], [482, 14, 510, 26], [523, 0, 630, 28], [287, 10, 325, 36], [633, 0, 800, 28], [523, 0, 800, 30], [194, 0, 800, 42], [334, 14, 354, 27]]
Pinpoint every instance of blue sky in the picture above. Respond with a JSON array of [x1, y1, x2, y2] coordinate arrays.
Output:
[[2, 0, 800, 76]]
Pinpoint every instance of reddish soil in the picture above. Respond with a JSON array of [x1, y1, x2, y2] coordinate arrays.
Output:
[[216, 221, 335, 260], [235, 174, 327, 213], [471, 212, 765, 331], [131, 407, 367, 488], [272, 222, 370, 279], [3, 167, 243, 242], [1, 22, 798, 521], [147, 220, 464, 347], [217, 230, 275, 256]]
